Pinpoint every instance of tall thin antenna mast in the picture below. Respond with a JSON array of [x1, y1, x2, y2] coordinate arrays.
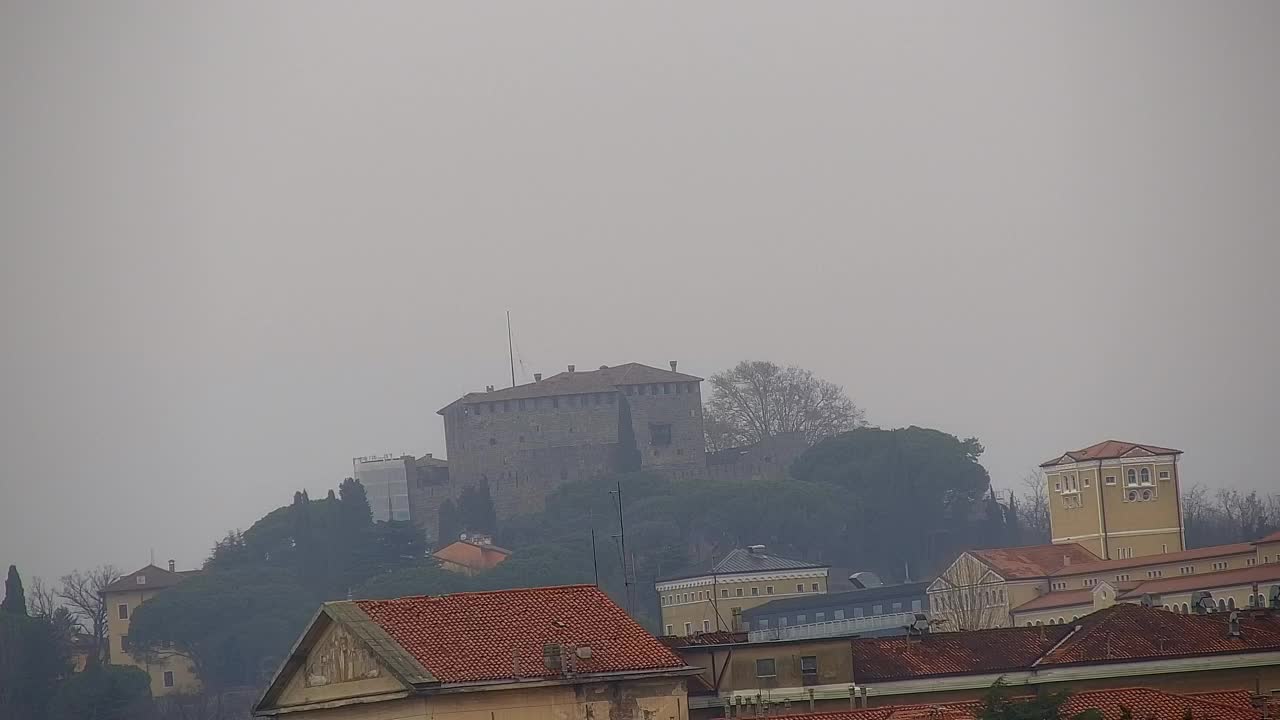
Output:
[[506, 310, 516, 388], [611, 481, 631, 612], [591, 527, 600, 587]]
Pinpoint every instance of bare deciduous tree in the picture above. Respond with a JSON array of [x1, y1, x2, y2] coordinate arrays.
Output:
[[928, 552, 1008, 631], [704, 360, 866, 448], [58, 565, 119, 666], [25, 576, 61, 619], [1017, 470, 1050, 545]]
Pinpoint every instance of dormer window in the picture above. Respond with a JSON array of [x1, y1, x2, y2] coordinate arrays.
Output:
[[136, 575, 146, 585]]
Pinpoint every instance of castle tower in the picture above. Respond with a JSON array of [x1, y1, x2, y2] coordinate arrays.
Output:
[[1040, 440, 1184, 560]]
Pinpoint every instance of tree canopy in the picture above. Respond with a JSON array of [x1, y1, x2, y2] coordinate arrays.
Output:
[[3, 564, 26, 615], [704, 360, 866, 448]]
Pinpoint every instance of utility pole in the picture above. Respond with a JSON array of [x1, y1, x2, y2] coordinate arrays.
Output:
[[506, 310, 516, 387], [611, 482, 631, 613]]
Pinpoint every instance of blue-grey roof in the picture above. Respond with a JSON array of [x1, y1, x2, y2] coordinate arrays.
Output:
[[658, 548, 827, 582], [742, 581, 931, 617]]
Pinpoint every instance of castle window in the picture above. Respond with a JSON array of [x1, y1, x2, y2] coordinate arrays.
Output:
[[650, 423, 672, 446]]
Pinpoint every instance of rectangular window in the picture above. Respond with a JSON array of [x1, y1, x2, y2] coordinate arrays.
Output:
[[797, 584, 805, 593], [1054, 482, 1061, 492], [853, 607, 864, 617], [1181, 566, 1194, 575], [1159, 471, 1170, 479], [800, 655, 818, 684], [912, 599, 922, 612], [649, 423, 672, 446], [751, 587, 759, 596], [755, 659, 777, 678], [796, 614, 806, 624], [834, 609, 845, 620], [1213, 561, 1228, 570], [684, 622, 691, 635], [873, 604, 883, 615], [815, 612, 825, 621], [766, 586, 774, 595], [665, 624, 673, 635], [163, 671, 174, 688], [121, 635, 129, 652], [703, 620, 710, 632], [892, 602, 903, 612], [136, 576, 146, 585], [721, 589, 729, 598], [1105, 475, 1116, 485], [736, 588, 743, 597], [759, 618, 769, 629], [1147, 570, 1162, 578], [811, 583, 820, 592], [117, 603, 129, 620], [778, 617, 787, 627], [1116, 574, 1130, 581], [1248, 558, 1257, 566]]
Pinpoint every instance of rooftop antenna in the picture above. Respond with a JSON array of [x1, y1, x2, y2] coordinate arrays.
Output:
[[507, 310, 516, 388], [590, 527, 600, 587]]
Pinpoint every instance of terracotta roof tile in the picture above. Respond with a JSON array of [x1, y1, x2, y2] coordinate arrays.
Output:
[[443, 363, 702, 410], [1009, 589, 1096, 613], [431, 540, 512, 572], [1254, 530, 1280, 545], [353, 585, 685, 683], [1051, 543, 1255, 577], [852, 625, 1072, 682], [721, 688, 1261, 720], [1040, 604, 1280, 666], [1117, 563, 1280, 597], [1041, 440, 1182, 467], [970, 543, 1099, 579]]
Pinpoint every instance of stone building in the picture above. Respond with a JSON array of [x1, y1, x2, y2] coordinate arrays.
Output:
[[433, 362, 706, 528], [705, 432, 809, 484]]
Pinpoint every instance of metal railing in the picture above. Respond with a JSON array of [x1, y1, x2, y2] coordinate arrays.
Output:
[[747, 612, 917, 642]]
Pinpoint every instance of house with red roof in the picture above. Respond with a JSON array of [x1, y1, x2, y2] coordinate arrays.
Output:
[[432, 533, 512, 576], [254, 584, 699, 719], [668, 604, 1280, 719]]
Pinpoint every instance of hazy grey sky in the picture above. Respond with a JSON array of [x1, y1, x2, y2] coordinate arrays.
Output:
[[3, 2, 1278, 585]]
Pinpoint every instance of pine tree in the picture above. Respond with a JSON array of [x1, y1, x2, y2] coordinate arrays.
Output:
[[437, 499, 462, 546], [339, 477, 372, 530], [2, 565, 26, 615]]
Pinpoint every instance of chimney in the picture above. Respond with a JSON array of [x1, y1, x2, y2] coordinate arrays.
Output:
[[568, 365, 575, 373], [486, 385, 495, 393], [670, 360, 678, 372], [1228, 611, 1242, 638], [534, 373, 542, 382], [425, 453, 432, 459], [167, 559, 175, 572]]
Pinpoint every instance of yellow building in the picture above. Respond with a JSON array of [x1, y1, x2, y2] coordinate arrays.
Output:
[[102, 562, 202, 695], [1040, 440, 1185, 560], [254, 584, 698, 720], [654, 546, 829, 636]]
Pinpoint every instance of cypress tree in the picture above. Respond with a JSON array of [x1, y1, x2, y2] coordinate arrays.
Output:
[[2, 565, 26, 615]]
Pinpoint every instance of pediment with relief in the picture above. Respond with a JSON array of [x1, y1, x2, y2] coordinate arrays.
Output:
[[274, 619, 405, 708]]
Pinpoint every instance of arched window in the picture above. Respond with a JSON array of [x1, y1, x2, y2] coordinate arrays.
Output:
[[1072, 616, 1079, 622], [1126, 469, 1137, 486], [1182, 603, 1190, 613], [1046, 619, 1053, 625], [1140, 468, 1151, 485], [1026, 622, 1033, 627], [1218, 599, 1228, 611], [1035, 620, 1043, 626], [1227, 597, 1236, 610], [1059, 617, 1066, 624]]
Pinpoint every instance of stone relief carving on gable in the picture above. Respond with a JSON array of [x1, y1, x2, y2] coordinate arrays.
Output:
[[304, 625, 381, 687]]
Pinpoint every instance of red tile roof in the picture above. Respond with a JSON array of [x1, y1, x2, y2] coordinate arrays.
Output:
[[719, 688, 1260, 720], [353, 585, 685, 683], [852, 605, 1280, 682], [1050, 542, 1255, 577], [1254, 530, 1280, 545], [1115, 563, 1280, 597], [852, 625, 1073, 682], [1009, 588, 1096, 613], [970, 543, 1099, 579], [431, 539, 512, 572], [1040, 604, 1280, 666], [1041, 440, 1182, 467], [442, 362, 702, 410]]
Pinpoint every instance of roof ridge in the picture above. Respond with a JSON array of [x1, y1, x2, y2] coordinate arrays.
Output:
[[349, 583, 598, 604]]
